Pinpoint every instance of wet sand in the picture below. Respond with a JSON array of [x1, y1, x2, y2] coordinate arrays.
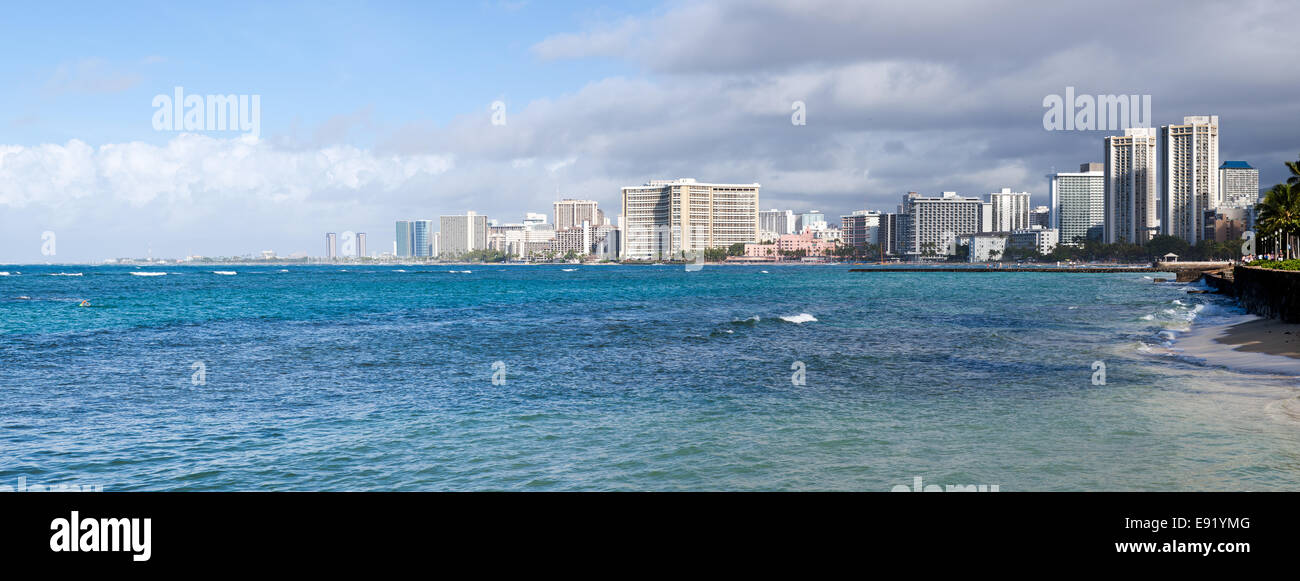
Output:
[[1176, 316, 1300, 375]]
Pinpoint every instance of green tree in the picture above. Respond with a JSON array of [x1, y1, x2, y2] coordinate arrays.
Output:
[[1146, 234, 1191, 260], [1257, 182, 1300, 259]]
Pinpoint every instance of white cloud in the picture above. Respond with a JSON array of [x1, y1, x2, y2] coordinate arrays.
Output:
[[0, 134, 453, 209]]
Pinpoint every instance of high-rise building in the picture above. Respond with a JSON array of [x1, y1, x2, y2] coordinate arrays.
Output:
[[879, 213, 901, 256], [841, 210, 881, 250], [1105, 128, 1159, 244], [356, 233, 367, 258], [395, 221, 414, 257], [439, 211, 489, 257], [900, 191, 985, 258], [620, 178, 760, 260], [1160, 115, 1220, 244], [796, 211, 826, 233], [325, 232, 337, 259], [759, 209, 796, 239], [989, 188, 1032, 232], [554, 199, 600, 232], [1051, 163, 1105, 245], [1219, 161, 1259, 209], [413, 220, 435, 257]]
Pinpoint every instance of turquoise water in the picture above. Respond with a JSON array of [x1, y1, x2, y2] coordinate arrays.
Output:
[[1, 264, 1298, 491]]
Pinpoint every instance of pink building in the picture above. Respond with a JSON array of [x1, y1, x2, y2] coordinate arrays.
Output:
[[744, 230, 837, 259]]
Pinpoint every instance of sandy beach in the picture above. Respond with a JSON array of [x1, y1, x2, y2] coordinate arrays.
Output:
[[1177, 316, 1300, 375]]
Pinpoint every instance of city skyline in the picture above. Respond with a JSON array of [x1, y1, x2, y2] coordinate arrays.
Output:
[[2, 1, 1298, 262]]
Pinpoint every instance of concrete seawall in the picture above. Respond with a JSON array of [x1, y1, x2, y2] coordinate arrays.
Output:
[[1230, 266, 1300, 324]]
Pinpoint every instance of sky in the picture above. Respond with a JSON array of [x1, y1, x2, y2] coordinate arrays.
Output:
[[1, 0, 1297, 262]]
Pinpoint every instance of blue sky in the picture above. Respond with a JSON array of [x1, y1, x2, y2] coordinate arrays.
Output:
[[1, 1, 647, 146], [2, 0, 1297, 262]]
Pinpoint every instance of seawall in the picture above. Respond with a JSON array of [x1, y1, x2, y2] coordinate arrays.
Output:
[[1230, 265, 1300, 324]]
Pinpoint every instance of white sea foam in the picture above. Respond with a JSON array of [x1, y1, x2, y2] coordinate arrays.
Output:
[[449, 270, 471, 274], [780, 313, 818, 324], [49, 272, 82, 276], [213, 271, 237, 276], [562, 268, 578, 272], [129, 271, 166, 277]]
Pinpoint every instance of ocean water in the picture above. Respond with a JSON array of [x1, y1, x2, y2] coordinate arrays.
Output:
[[2, 264, 1298, 491]]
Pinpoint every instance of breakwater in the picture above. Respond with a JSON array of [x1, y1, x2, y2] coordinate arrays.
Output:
[[848, 267, 1158, 273]]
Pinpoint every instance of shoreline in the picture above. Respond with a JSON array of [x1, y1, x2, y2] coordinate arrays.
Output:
[[1175, 315, 1300, 376]]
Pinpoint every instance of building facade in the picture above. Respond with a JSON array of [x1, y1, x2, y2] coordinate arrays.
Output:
[[900, 191, 985, 258], [438, 212, 488, 257], [1050, 162, 1105, 246], [1104, 127, 1159, 244], [1009, 227, 1060, 255], [1219, 161, 1259, 209], [841, 210, 881, 250], [989, 188, 1032, 232], [554, 199, 601, 232], [325, 232, 337, 259], [759, 209, 796, 239], [413, 220, 435, 257], [395, 221, 414, 257], [620, 178, 760, 260], [1160, 115, 1220, 244]]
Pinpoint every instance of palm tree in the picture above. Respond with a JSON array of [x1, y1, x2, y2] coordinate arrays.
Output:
[[1286, 153, 1300, 185], [1257, 182, 1300, 259]]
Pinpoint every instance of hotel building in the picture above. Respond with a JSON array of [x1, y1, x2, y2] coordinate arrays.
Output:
[[1104, 128, 1159, 244], [439, 212, 489, 257], [1160, 115, 1220, 244], [1050, 163, 1105, 245], [620, 178, 760, 260], [554, 199, 602, 231], [899, 191, 985, 258], [1219, 160, 1259, 209]]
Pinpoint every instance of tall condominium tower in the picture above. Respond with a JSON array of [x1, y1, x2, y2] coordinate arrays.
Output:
[[395, 220, 414, 257], [988, 188, 1031, 232], [1219, 161, 1259, 209], [554, 199, 600, 232], [1050, 163, 1105, 245], [620, 178, 760, 260], [439, 211, 489, 257], [1160, 115, 1220, 243], [412, 220, 435, 257], [325, 232, 338, 259], [1104, 127, 1159, 245], [356, 233, 367, 258]]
